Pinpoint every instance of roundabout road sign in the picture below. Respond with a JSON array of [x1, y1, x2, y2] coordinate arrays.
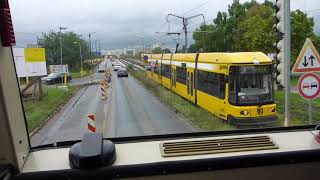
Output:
[[297, 72, 320, 100]]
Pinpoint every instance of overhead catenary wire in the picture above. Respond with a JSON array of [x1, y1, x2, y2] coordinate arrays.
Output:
[[166, 13, 205, 53], [182, 0, 210, 16], [306, 8, 320, 13]]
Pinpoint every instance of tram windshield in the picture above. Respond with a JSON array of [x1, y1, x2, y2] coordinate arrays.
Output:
[[229, 65, 274, 106]]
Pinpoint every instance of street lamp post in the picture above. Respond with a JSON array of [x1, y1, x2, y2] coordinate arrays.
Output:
[[88, 32, 97, 81], [88, 32, 96, 70], [73, 41, 83, 77], [59, 26, 67, 84], [59, 27, 67, 65]]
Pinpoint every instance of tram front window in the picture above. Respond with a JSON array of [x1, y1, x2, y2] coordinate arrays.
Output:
[[229, 65, 273, 105]]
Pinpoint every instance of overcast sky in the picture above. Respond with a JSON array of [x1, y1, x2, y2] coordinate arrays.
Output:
[[10, 0, 320, 50]]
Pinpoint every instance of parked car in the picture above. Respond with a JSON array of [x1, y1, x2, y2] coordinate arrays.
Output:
[[114, 64, 121, 71], [41, 73, 72, 84], [98, 64, 106, 73], [112, 61, 118, 66], [117, 68, 128, 77], [146, 64, 152, 71]]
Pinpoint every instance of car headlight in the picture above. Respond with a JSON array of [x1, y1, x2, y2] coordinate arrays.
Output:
[[240, 110, 249, 115], [270, 108, 276, 113]]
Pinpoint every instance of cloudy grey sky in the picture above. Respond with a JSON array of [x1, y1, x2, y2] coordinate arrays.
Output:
[[10, 0, 320, 50]]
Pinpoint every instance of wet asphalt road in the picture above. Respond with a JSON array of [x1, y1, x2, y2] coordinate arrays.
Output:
[[105, 70, 196, 137], [31, 72, 106, 147], [31, 60, 196, 147]]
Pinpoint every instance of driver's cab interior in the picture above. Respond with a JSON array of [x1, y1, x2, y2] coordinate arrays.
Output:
[[1, 0, 320, 179]]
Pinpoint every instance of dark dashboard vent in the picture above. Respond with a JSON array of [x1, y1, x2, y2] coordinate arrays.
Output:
[[160, 136, 277, 157]]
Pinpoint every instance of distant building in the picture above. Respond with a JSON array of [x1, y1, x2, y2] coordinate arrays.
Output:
[[91, 51, 101, 56], [106, 48, 139, 56], [152, 43, 166, 49], [26, 44, 39, 48]]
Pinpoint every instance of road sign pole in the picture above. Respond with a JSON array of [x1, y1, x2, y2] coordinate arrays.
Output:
[[308, 100, 313, 125], [297, 73, 320, 125]]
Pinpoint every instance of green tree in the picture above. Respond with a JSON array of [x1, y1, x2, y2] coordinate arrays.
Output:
[[193, 0, 259, 52], [192, 0, 320, 65], [188, 44, 198, 53], [291, 10, 317, 66], [151, 47, 163, 54], [237, 3, 275, 53], [163, 48, 171, 53], [151, 47, 171, 54], [39, 31, 90, 71]]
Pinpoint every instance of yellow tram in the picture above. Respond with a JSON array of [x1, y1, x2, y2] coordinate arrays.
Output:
[[142, 52, 277, 126]]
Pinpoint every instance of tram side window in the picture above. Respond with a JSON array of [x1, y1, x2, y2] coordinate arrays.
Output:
[[176, 67, 187, 84], [161, 64, 171, 79], [197, 70, 225, 99], [219, 75, 226, 99], [229, 76, 237, 103], [229, 67, 237, 103], [154, 66, 160, 74]]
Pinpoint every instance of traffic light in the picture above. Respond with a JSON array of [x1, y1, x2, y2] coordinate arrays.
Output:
[[273, 0, 285, 87]]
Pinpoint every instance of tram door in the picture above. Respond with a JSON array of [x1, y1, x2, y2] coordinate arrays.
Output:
[[171, 66, 176, 92], [187, 68, 195, 103]]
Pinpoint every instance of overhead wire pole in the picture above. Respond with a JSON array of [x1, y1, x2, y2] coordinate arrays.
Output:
[[284, 0, 291, 126], [98, 41, 101, 56], [136, 36, 145, 53], [95, 40, 100, 55], [167, 13, 205, 53]]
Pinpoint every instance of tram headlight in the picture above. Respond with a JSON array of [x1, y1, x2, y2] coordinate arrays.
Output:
[[240, 110, 249, 115]]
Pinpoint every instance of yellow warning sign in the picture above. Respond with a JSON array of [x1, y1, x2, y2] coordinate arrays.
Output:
[[24, 48, 46, 62], [292, 38, 320, 73]]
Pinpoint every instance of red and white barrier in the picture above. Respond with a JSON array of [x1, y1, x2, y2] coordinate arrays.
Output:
[[87, 114, 96, 132], [104, 70, 109, 88], [100, 80, 106, 99], [90, 70, 93, 82]]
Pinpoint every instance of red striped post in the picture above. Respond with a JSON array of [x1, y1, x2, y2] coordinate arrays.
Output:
[[87, 114, 96, 132], [100, 80, 106, 99], [104, 72, 109, 88], [90, 70, 93, 82]]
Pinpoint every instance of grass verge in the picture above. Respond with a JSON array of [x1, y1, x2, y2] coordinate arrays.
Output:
[[129, 70, 234, 131], [274, 91, 320, 126], [23, 86, 77, 133], [70, 71, 88, 79], [290, 77, 299, 86]]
